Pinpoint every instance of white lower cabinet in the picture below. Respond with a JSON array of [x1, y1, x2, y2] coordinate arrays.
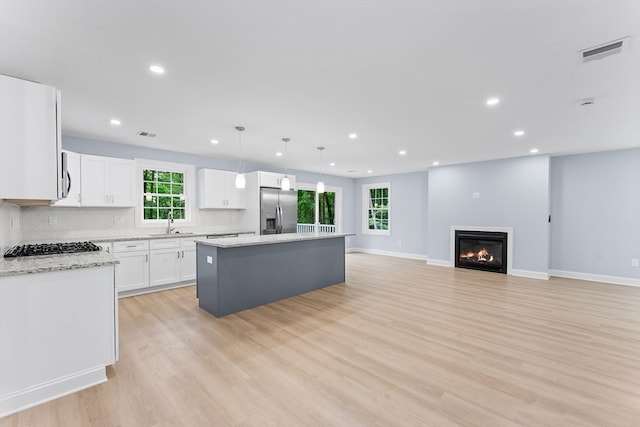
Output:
[[149, 238, 197, 286], [113, 238, 196, 295], [180, 238, 197, 281], [150, 239, 181, 287], [0, 266, 116, 417], [114, 240, 150, 292]]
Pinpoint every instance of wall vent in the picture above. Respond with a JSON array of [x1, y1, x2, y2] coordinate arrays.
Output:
[[137, 131, 157, 138], [579, 37, 630, 63]]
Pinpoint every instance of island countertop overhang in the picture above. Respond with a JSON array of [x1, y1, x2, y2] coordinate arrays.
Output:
[[194, 232, 354, 249]]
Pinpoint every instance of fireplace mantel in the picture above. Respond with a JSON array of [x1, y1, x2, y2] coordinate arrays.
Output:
[[450, 226, 513, 274]]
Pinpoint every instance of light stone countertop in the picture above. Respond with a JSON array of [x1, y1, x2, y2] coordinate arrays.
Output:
[[3, 230, 255, 277], [195, 232, 354, 249], [0, 251, 119, 277], [20, 230, 255, 245]]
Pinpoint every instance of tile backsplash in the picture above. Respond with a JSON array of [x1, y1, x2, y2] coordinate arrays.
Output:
[[0, 202, 22, 252], [20, 206, 246, 241]]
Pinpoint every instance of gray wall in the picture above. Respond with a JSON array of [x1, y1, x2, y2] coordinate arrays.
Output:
[[353, 172, 428, 257], [427, 155, 551, 274], [550, 148, 640, 278]]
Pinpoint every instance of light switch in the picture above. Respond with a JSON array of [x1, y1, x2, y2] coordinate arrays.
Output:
[[207, 256, 213, 264], [472, 192, 480, 199]]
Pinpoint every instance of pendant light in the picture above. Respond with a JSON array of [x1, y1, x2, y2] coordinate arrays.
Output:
[[235, 126, 246, 189], [316, 146, 325, 194], [281, 137, 291, 191]]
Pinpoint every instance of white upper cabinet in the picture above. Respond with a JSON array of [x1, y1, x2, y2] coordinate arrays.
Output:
[[198, 169, 247, 209], [53, 150, 81, 207], [258, 171, 296, 190], [0, 74, 62, 202], [80, 154, 134, 207]]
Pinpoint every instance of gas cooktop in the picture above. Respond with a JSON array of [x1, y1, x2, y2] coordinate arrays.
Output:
[[3, 242, 101, 258]]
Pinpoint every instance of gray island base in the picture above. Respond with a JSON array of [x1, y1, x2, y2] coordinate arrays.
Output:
[[195, 233, 351, 317]]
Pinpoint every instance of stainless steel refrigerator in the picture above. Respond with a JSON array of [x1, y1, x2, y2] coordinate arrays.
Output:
[[260, 188, 298, 234]]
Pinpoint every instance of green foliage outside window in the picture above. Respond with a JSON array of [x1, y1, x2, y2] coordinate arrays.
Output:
[[143, 169, 185, 220], [297, 189, 335, 225], [367, 187, 389, 230]]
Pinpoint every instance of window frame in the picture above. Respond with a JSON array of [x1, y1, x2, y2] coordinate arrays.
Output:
[[134, 159, 195, 228], [362, 182, 391, 236]]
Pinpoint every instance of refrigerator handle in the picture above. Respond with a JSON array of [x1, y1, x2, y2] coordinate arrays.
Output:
[[277, 205, 283, 233]]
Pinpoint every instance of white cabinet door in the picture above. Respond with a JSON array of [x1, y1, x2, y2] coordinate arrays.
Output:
[[115, 251, 149, 291], [180, 238, 197, 281], [80, 154, 134, 207], [80, 154, 109, 206], [198, 169, 246, 209], [110, 158, 135, 206], [257, 171, 296, 191], [53, 151, 82, 206], [198, 169, 226, 208], [114, 241, 150, 292], [150, 248, 181, 286], [0, 75, 61, 201]]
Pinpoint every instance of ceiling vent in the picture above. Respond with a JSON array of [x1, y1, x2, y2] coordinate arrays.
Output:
[[137, 131, 157, 138], [579, 37, 630, 63]]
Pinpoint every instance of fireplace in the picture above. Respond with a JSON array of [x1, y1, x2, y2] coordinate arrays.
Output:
[[455, 230, 508, 274]]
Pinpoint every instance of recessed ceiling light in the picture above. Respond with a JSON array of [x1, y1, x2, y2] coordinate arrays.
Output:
[[348, 133, 358, 139], [530, 148, 539, 154], [110, 119, 121, 126], [367, 170, 373, 174], [433, 161, 439, 166], [399, 150, 407, 155], [486, 97, 500, 106], [514, 130, 525, 137], [210, 139, 219, 145], [276, 152, 283, 157], [149, 65, 165, 74], [329, 162, 336, 166]]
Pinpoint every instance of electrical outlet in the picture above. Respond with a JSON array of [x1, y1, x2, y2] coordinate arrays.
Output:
[[398, 240, 402, 246], [472, 192, 480, 199], [48, 216, 57, 225], [114, 216, 124, 224], [10, 217, 20, 229], [632, 259, 639, 267]]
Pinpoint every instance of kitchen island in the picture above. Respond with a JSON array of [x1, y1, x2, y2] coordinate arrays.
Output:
[[195, 233, 352, 317]]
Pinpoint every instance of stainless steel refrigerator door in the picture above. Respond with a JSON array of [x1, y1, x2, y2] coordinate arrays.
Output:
[[260, 188, 279, 235], [278, 190, 298, 234]]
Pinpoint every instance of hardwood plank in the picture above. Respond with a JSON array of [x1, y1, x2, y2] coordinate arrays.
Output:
[[1, 253, 639, 426]]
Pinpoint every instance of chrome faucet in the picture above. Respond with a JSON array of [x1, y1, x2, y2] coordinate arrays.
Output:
[[167, 211, 175, 234]]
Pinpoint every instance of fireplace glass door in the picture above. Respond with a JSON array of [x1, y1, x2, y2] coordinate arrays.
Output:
[[455, 230, 507, 274]]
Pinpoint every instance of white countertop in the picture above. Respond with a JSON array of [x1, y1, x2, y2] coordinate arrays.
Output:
[[195, 232, 354, 248]]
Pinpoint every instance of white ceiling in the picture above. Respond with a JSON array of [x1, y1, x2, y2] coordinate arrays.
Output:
[[1, 0, 639, 177]]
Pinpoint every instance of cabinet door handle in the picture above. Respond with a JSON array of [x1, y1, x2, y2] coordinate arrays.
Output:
[[181, 250, 185, 258], [105, 194, 109, 204], [126, 244, 136, 247], [177, 251, 180, 259], [111, 194, 114, 204], [145, 254, 148, 262]]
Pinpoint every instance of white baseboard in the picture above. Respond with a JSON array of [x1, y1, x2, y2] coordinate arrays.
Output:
[[511, 269, 550, 280], [549, 270, 640, 287], [426, 259, 548, 279], [0, 366, 107, 418], [119, 280, 194, 298], [347, 247, 428, 261], [426, 258, 452, 267]]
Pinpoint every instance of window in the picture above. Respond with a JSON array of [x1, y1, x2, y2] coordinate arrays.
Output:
[[143, 169, 185, 219], [136, 159, 195, 226], [296, 183, 342, 233], [362, 182, 390, 235]]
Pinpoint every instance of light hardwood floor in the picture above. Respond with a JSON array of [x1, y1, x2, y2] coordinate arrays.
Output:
[[2, 253, 639, 427]]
